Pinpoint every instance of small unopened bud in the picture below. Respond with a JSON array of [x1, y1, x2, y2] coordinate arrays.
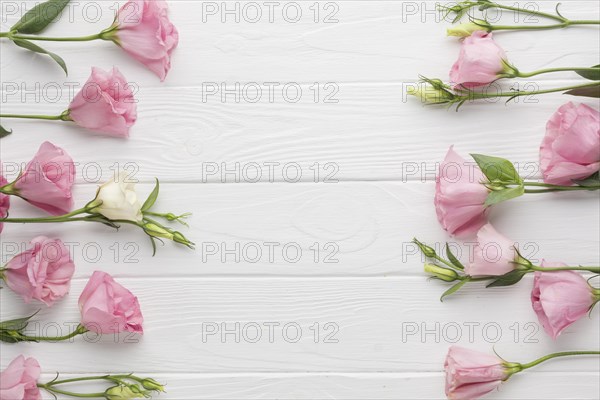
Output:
[[104, 385, 145, 400], [408, 84, 454, 105], [446, 20, 491, 37], [144, 223, 174, 240], [413, 239, 437, 258], [141, 378, 166, 393], [424, 263, 460, 282]]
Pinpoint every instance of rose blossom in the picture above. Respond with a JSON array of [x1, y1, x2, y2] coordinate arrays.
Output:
[[531, 262, 597, 339], [89, 172, 143, 222], [450, 31, 512, 89], [3, 237, 75, 306], [0, 174, 10, 233], [12, 141, 75, 216], [0, 355, 41, 400], [445, 346, 508, 399], [68, 67, 137, 137], [540, 102, 600, 185], [78, 271, 143, 334], [435, 146, 490, 237], [466, 224, 517, 276], [106, 0, 179, 81]]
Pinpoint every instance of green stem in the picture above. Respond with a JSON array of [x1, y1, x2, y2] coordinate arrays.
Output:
[[0, 207, 91, 223], [38, 384, 105, 398], [44, 375, 132, 386], [531, 265, 600, 274], [16, 325, 87, 342], [520, 351, 600, 370], [0, 113, 65, 121], [462, 81, 600, 100], [489, 20, 600, 32], [517, 67, 600, 78], [491, 4, 566, 23], [5, 33, 104, 42]]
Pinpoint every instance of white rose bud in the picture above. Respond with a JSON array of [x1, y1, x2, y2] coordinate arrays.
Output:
[[90, 172, 143, 222]]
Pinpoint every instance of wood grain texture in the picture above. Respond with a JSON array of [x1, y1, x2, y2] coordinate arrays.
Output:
[[1, 1, 600, 399]]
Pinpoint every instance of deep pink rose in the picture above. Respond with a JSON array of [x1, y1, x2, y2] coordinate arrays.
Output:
[[0, 174, 10, 234], [78, 271, 143, 335], [4, 237, 75, 306], [0, 355, 41, 400], [68, 67, 137, 137], [540, 102, 600, 185], [450, 31, 509, 89], [12, 141, 75, 216], [435, 146, 490, 237], [531, 262, 596, 339], [467, 224, 516, 276], [110, 0, 179, 81], [445, 346, 508, 400]]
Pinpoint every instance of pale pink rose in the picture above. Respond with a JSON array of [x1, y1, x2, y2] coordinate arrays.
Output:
[[450, 31, 509, 89], [78, 271, 143, 335], [4, 237, 75, 306], [0, 355, 41, 400], [12, 142, 75, 216], [531, 262, 595, 339], [467, 224, 517, 276], [445, 346, 508, 400], [68, 67, 137, 137], [435, 146, 490, 237], [110, 0, 179, 81], [540, 102, 600, 185], [0, 174, 10, 234]]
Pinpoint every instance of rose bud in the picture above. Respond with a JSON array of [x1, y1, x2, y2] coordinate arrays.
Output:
[[531, 262, 599, 339], [435, 146, 490, 237], [79, 271, 144, 335], [540, 102, 600, 185], [0, 355, 42, 400], [446, 20, 490, 37], [68, 67, 137, 137], [0, 174, 10, 233], [450, 31, 514, 89], [103, 0, 179, 81], [445, 345, 509, 399], [88, 172, 143, 223], [3, 237, 75, 306], [8, 141, 75, 216], [466, 224, 517, 276]]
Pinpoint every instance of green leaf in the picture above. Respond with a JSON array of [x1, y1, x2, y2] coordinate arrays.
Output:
[[565, 85, 600, 98], [471, 153, 522, 185], [142, 179, 160, 212], [440, 279, 468, 302], [12, 38, 68, 75], [445, 243, 465, 270], [486, 270, 528, 288], [485, 185, 525, 206], [0, 124, 12, 138], [0, 311, 38, 331], [11, 0, 71, 34], [575, 65, 600, 81], [573, 172, 600, 188]]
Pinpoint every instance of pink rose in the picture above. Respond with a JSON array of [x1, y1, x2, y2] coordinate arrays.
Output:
[[109, 0, 179, 81], [435, 146, 490, 237], [531, 262, 596, 339], [467, 224, 517, 276], [445, 346, 508, 400], [450, 31, 510, 89], [540, 102, 600, 185], [68, 67, 137, 137], [0, 355, 41, 400], [12, 141, 75, 216], [0, 174, 10, 233], [3, 237, 75, 306], [78, 271, 143, 335]]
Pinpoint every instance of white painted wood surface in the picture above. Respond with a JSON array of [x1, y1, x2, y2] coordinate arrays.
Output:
[[1, 1, 599, 399]]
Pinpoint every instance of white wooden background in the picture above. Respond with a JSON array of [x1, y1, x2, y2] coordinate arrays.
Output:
[[1, 1, 600, 399]]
